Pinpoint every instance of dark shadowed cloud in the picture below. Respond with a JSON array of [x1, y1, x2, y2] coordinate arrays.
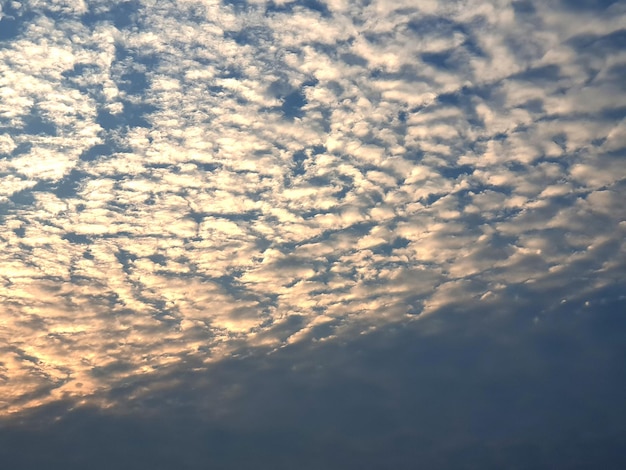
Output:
[[1, 294, 625, 469]]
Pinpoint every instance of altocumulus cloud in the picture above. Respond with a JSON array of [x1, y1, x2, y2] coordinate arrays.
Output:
[[0, 0, 625, 466]]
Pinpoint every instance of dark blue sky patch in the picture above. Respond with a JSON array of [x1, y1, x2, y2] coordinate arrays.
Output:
[[310, 144, 326, 156], [291, 149, 308, 176], [339, 52, 369, 67], [121, 101, 156, 128], [96, 109, 121, 130], [0, 4, 35, 42], [321, 79, 343, 97], [435, 90, 463, 107], [312, 106, 332, 133], [185, 210, 207, 224], [281, 89, 307, 120], [260, 314, 307, 342], [265, 0, 331, 18], [308, 321, 337, 340], [147, 253, 167, 266], [22, 111, 57, 136], [437, 164, 475, 180], [9, 188, 36, 207], [369, 63, 430, 83], [7, 141, 32, 158], [145, 162, 179, 171], [79, 143, 116, 162], [114, 44, 160, 67], [253, 236, 273, 253], [402, 147, 426, 163], [421, 34, 485, 71], [600, 105, 626, 121], [62, 233, 93, 245], [602, 62, 626, 91], [61, 62, 98, 79], [300, 207, 332, 219], [560, 0, 620, 10], [0, 17, 20, 41], [96, 102, 156, 130], [110, 1, 141, 29], [211, 274, 260, 301], [115, 248, 138, 275], [567, 29, 626, 58], [512, 0, 537, 15], [22, 180, 57, 196], [600, 146, 626, 163], [81, 1, 142, 30], [406, 15, 471, 41], [421, 50, 454, 69], [117, 71, 149, 95], [299, 0, 331, 17], [420, 192, 446, 206], [516, 97, 545, 114], [266, 79, 292, 98], [510, 64, 562, 82], [61, 63, 106, 98], [536, 104, 626, 126], [192, 162, 221, 172], [90, 361, 134, 379], [222, 0, 250, 13], [225, 25, 273, 46], [462, 33, 488, 60], [204, 211, 262, 222], [362, 30, 395, 47], [216, 65, 245, 80], [551, 132, 567, 150], [433, 87, 485, 129], [12, 225, 26, 238], [437, 86, 492, 109], [370, 237, 410, 256]]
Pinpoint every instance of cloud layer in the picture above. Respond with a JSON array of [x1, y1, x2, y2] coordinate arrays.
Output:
[[0, 0, 625, 416]]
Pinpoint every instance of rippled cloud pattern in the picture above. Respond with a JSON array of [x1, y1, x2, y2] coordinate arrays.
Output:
[[1, 1, 625, 458]]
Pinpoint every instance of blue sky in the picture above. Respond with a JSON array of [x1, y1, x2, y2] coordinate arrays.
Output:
[[0, 0, 625, 467]]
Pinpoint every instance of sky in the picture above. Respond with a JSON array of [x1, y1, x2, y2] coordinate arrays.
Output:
[[0, 0, 625, 468]]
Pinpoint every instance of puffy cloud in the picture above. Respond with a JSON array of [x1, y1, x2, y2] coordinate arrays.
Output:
[[0, 0, 624, 418]]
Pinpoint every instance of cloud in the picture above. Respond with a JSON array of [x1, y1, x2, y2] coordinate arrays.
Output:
[[0, 0, 624, 423]]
